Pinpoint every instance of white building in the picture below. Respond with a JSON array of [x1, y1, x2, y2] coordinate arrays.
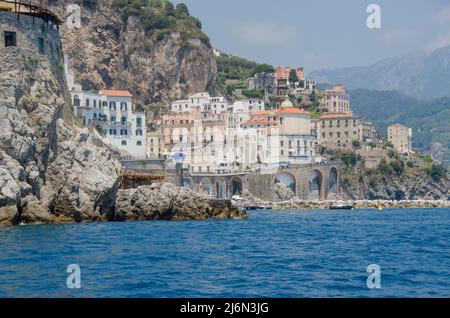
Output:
[[171, 92, 228, 114], [71, 90, 147, 157]]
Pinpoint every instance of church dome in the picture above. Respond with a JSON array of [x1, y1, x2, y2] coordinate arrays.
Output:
[[280, 99, 294, 108]]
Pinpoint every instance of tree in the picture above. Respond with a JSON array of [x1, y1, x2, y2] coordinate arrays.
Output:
[[289, 69, 299, 85], [425, 164, 447, 182], [175, 3, 189, 18], [352, 140, 361, 149], [253, 64, 275, 74], [165, 2, 175, 16]]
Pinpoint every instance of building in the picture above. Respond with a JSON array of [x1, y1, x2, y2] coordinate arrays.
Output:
[[247, 73, 275, 92], [171, 92, 228, 114], [323, 84, 351, 114], [313, 113, 362, 148], [360, 121, 377, 142], [241, 100, 317, 166], [388, 124, 412, 154], [0, 0, 62, 62], [147, 131, 164, 159], [275, 67, 305, 83], [70, 90, 147, 157]]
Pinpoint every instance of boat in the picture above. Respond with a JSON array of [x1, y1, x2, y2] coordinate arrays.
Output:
[[329, 204, 354, 210]]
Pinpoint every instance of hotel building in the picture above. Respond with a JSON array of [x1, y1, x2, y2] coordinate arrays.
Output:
[[70, 90, 147, 157]]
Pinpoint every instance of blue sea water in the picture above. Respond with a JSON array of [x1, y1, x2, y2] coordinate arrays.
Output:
[[0, 208, 449, 298]]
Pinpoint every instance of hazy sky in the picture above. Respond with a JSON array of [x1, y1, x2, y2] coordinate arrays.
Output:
[[173, 0, 450, 73]]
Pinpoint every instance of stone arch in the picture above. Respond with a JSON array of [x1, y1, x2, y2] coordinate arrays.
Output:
[[274, 172, 296, 194], [230, 177, 243, 196], [199, 178, 212, 196], [328, 167, 339, 196], [309, 169, 323, 200], [216, 178, 228, 199]]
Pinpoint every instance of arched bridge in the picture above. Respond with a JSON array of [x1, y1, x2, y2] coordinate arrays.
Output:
[[187, 163, 342, 201]]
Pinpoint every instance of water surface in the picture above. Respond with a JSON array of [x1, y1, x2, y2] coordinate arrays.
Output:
[[0, 209, 449, 297]]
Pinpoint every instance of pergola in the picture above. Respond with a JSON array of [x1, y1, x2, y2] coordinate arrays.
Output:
[[0, 0, 63, 25]]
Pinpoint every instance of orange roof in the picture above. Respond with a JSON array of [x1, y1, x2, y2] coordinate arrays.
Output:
[[252, 111, 271, 116], [277, 107, 310, 115], [99, 90, 133, 97], [319, 113, 355, 119]]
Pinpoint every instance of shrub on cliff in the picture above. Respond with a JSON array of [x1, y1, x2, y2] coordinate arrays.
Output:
[[424, 164, 448, 182]]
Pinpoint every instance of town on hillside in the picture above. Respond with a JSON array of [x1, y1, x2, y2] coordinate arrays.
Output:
[[70, 66, 415, 200]]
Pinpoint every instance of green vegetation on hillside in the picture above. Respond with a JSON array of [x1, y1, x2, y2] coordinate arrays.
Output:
[[350, 89, 450, 169], [216, 54, 274, 97], [112, 0, 210, 46]]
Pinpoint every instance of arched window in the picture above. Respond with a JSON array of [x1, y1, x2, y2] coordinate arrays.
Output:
[[121, 102, 128, 110], [86, 98, 90, 107], [109, 102, 116, 110], [121, 140, 127, 146], [102, 101, 108, 108]]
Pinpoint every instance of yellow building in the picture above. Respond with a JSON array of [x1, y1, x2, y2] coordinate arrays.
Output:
[[312, 113, 362, 148], [147, 131, 164, 159], [388, 124, 412, 154]]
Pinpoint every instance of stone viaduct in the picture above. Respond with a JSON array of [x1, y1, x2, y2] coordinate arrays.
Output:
[[187, 163, 342, 201]]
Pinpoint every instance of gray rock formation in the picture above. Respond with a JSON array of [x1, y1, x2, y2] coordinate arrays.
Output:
[[47, 0, 217, 107], [115, 183, 247, 221], [0, 46, 121, 227], [273, 183, 297, 201]]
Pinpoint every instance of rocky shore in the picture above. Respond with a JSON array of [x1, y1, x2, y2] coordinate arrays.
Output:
[[237, 199, 450, 210], [115, 183, 247, 221]]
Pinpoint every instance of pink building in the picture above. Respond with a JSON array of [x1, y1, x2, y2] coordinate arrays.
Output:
[[275, 67, 305, 82], [324, 84, 351, 114]]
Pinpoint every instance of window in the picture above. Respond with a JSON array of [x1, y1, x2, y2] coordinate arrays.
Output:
[[86, 98, 90, 107], [110, 116, 116, 123], [109, 102, 116, 110], [120, 129, 128, 136], [4, 31, 16, 47], [121, 117, 127, 125], [121, 140, 127, 146], [136, 130, 143, 136], [136, 117, 142, 127], [73, 95, 80, 106], [137, 141, 142, 146], [38, 37, 45, 54]]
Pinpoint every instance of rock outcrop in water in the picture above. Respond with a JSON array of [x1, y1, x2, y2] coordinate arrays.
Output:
[[0, 46, 121, 227], [115, 183, 247, 221]]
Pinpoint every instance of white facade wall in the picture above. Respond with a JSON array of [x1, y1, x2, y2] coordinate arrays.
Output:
[[71, 91, 147, 157], [171, 92, 229, 114]]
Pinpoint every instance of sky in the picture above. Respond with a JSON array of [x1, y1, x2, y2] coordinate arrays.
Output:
[[173, 0, 450, 73]]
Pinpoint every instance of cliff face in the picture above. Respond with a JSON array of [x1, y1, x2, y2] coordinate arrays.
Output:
[[0, 46, 121, 226], [47, 0, 217, 107], [341, 162, 449, 201]]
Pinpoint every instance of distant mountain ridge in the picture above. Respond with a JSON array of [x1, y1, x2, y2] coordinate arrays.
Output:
[[310, 45, 450, 99]]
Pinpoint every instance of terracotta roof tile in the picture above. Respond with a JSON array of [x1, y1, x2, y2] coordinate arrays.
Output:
[[99, 90, 133, 97]]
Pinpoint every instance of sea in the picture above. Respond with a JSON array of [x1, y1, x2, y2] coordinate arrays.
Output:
[[0, 208, 449, 298]]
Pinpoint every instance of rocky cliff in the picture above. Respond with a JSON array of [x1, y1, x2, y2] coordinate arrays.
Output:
[[340, 161, 449, 201], [115, 183, 246, 221], [47, 0, 217, 108], [0, 46, 121, 226]]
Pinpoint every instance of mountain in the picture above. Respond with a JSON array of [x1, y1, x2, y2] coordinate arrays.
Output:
[[46, 0, 217, 108], [349, 89, 450, 168], [310, 45, 450, 99]]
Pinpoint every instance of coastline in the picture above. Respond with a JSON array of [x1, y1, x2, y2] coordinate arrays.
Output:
[[236, 199, 450, 210]]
